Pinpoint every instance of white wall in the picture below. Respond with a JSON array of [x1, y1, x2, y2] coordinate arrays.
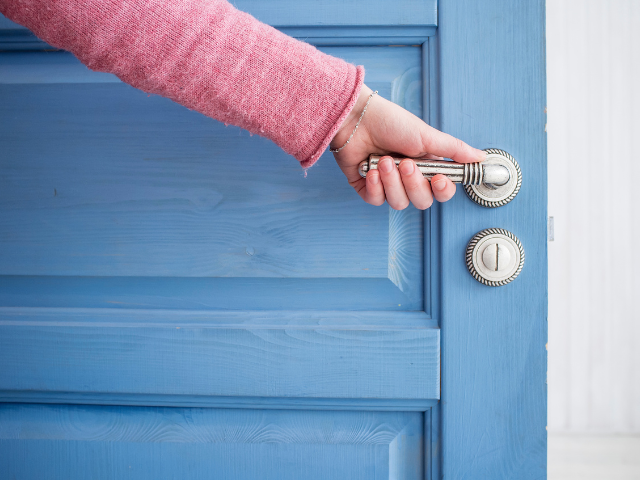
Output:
[[547, 0, 640, 433]]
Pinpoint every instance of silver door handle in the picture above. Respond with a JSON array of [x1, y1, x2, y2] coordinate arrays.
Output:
[[357, 149, 522, 207], [359, 155, 508, 185]]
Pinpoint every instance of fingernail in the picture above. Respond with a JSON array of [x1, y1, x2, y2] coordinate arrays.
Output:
[[378, 157, 393, 173], [477, 150, 487, 162], [369, 171, 379, 185], [432, 179, 447, 191], [399, 161, 414, 175]]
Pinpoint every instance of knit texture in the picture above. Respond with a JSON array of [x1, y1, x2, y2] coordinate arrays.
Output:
[[0, 0, 364, 168]]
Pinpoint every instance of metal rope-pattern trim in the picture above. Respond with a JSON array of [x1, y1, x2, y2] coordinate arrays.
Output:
[[464, 149, 522, 208], [465, 228, 525, 287]]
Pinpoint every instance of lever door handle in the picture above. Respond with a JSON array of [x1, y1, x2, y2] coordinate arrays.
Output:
[[359, 155, 509, 185], [357, 149, 522, 207]]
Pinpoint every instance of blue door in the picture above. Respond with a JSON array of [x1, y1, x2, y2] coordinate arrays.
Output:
[[0, 0, 547, 478]]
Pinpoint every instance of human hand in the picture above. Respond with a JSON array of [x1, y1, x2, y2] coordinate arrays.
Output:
[[330, 84, 487, 210]]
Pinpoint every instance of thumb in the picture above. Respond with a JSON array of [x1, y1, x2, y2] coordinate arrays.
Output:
[[418, 123, 486, 164]]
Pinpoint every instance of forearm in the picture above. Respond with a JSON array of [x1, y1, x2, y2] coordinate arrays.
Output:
[[0, 0, 363, 167]]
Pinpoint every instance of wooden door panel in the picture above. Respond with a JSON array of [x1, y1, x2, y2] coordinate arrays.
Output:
[[0, 312, 440, 404], [0, 32, 439, 408], [0, 44, 439, 410], [0, 0, 548, 475], [0, 404, 425, 480], [0, 47, 424, 310]]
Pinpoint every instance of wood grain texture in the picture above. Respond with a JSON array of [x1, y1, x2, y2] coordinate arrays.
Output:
[[0, 86, 386, 279], [0, 404, 425, 480], [0, 392, 439, 411], [0, 1, 550, 476], [0, 46, 425, 311], [0, 310, 440, 401], [0, 307, 435, 328], [437, 0, 547, 477], [0, 276, 424, 311], [546, 0, 640, 434]]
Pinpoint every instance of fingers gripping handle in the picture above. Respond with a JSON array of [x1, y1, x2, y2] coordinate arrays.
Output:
[[357, 149, 522, 208], [358, 154, 510, 186]]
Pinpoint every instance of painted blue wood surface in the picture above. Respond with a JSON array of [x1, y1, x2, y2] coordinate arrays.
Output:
[[0, 404, 425, 480], [0, 310, 440, 402], [0, 47, 424, 311], [0, 30, 439, 478], [436, 0, 548, 478], [0, 0, 547, 476]]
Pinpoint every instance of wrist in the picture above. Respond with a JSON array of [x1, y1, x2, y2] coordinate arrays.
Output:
[[330, 84, 373, 150]]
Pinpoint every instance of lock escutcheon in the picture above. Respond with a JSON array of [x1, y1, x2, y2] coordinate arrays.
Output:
[[466, 228, 525, 286]]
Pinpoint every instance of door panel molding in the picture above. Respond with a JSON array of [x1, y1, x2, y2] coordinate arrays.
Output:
[[0, 404, 427, 480], [1, 12, 437, 51], [0, 313, 440, 401], [0, 307, 436, 327], [0, 392, 439, 411], [0, 46, 427, 311]]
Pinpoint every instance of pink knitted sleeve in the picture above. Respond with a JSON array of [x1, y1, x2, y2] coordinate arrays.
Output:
[[0, 0, 364, 168]]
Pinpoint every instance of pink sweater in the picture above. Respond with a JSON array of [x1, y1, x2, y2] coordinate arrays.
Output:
[[0, 0, 364, 169]]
